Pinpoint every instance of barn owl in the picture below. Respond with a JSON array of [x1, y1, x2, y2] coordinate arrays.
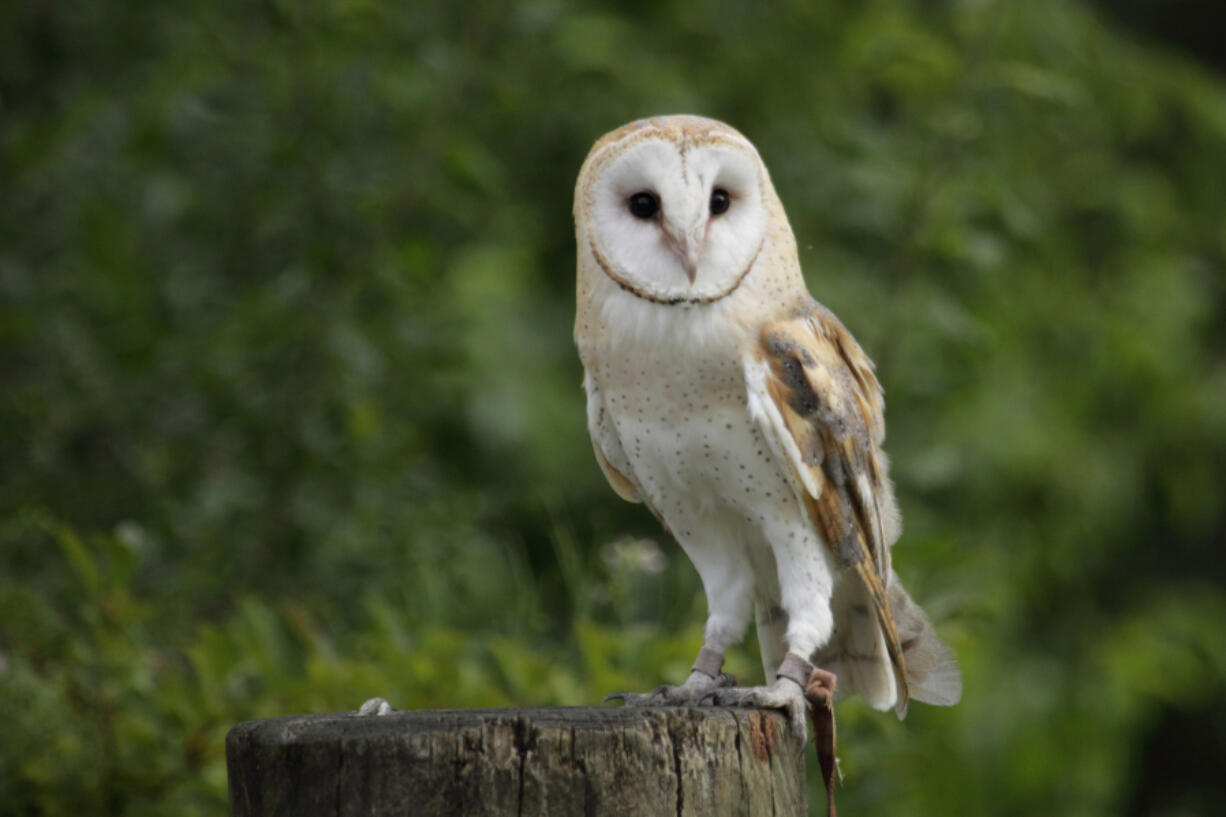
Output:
[[575, 115, 961, 737]]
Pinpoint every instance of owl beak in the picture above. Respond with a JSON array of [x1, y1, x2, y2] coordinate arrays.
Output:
[[681, 249, 699, 285], [665, 230, 702, 285]]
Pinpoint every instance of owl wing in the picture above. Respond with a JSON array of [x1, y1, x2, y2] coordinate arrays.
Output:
[[743, 302, 911, 714], [583, 372, 642, 503]]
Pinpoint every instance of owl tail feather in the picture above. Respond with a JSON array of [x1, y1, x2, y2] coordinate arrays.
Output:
[[888, 575, 962, 709], [815, 574, 961, 716], [814, 578, 900, 713]]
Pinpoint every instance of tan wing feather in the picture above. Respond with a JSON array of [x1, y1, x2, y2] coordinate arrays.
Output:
[[756, 303, 911, 716], [582, 372, 643, 504], [592, 441, 641, 503]]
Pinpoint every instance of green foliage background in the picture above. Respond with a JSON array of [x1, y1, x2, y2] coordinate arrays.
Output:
[[3, 1, 1225, 814]]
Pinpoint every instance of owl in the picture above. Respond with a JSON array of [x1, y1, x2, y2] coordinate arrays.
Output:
[[574, 115, 961, 737]]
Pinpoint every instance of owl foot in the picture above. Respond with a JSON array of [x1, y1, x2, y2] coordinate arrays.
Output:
[[703, 657, 837, 742], [603, 670, 737, 707], [703, 677, 812, 740], [357, 697, 394, 716]]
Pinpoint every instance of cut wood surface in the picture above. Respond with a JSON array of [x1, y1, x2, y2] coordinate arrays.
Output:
[[226, 706, 806, 817]]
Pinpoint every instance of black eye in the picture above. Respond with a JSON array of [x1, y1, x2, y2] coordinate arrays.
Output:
[[628, 192, 659, 220], [710, 188, 730, 216]]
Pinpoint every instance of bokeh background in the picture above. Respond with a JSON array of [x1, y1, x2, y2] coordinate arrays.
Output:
[[3, 1, 1225, 814]]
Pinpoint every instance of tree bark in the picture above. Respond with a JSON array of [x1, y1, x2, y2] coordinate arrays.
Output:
[[226, 706, 806, 817]]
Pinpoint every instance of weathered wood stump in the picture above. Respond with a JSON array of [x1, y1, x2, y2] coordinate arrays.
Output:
[[227, 706, 806, 817]]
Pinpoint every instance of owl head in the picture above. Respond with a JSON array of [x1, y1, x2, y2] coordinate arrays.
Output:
[[574, 115, 779, 306]]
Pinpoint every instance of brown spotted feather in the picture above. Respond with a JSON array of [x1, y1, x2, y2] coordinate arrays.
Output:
[[758, 307, 911, 715]]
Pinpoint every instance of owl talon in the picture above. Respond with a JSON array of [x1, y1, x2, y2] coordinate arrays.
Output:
[[704, 678, 811, 742], [603, 671, 730, 707], [603, 685, 669, 706]]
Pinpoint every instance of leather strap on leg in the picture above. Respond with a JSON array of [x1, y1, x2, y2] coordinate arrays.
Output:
[[776, 653, 838, 815], [775, 652, 815, 688], [690, 647, 725, 679], [804, 670, 838, 817]]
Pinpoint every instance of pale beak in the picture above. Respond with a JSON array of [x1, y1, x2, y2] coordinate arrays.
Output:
[[664, 229, 702, 285]]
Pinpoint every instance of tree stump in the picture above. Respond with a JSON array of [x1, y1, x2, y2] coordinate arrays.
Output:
[[226, 706, 806, 817]]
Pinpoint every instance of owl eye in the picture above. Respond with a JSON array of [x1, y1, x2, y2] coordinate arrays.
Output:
[[709, 188, 730, 216], [627, 192, 659, 220]]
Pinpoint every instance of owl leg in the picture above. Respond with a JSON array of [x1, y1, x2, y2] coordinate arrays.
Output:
[[703, 518, 838, 739], [605, 551, 753, 706]]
